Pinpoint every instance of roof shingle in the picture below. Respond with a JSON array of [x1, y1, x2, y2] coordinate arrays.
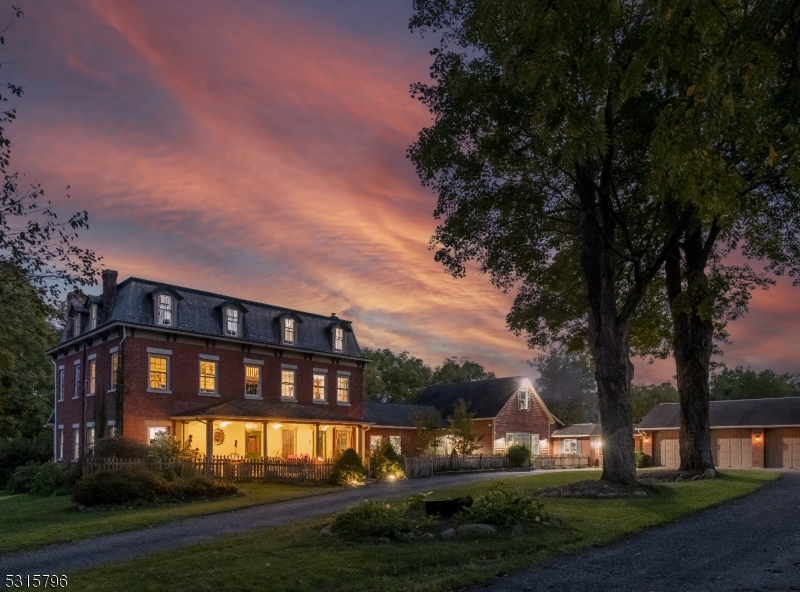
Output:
[[638, 397, 800, 429]]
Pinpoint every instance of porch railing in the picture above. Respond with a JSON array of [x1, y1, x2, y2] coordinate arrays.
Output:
[[403, 454, 591, 478], [83, 455, 335, 484]]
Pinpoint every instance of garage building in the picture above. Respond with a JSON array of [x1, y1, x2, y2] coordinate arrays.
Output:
[[637, 397, 800, 469]]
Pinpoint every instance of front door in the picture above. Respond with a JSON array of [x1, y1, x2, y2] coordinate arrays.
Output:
[[245, 431, 261, 460]]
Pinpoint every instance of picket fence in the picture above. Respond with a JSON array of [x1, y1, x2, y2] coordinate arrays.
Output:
[[83, 455, 336, 484], [403, 454, 591, 478]]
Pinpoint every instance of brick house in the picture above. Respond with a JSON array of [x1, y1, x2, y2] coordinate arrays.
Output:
[[363, 401, 445, 455], [638, 397, 800, 469], [49, 271, 370, 463]]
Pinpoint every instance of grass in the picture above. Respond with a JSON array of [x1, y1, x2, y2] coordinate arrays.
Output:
[[0, 481, 339, 554], [70, 469, 777, 592]]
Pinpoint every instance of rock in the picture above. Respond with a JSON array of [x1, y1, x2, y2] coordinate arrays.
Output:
[[420, 533, 435, 540], [538, 493, 549, 499], [703, 468, 716, 479], [675, 476, 684, 482], [637, 478, 656, 485], [510, 525, 525, 536], [400, 532, 416, 542], [633, 490, 647, 497], [457, 524, 497, 538], [375, 537, 392, 545], [561, 492, 572, 498], [691, 475, 702, 481], [549, 491, 561, 498], [320, 525, 334, 537], [441, 528, 457, 540]]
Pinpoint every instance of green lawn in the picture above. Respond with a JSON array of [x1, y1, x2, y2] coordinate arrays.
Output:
[[0, 482, 339, 554], [70, 470, 777, 592]]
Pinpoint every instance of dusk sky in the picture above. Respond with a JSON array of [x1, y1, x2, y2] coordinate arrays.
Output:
[[5, 0, 799, 384]]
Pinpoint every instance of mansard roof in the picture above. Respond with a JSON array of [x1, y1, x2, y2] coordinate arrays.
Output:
[[56, 276, 365, 359]]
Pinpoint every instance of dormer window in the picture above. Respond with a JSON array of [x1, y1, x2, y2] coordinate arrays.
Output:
[[225, 308, 239, 336], [157, 294, 173, 326], [73, 314, 81, 337], [333, 327, 344, 352], [284, 318, 295, 344], [90, 304, 98, 330]]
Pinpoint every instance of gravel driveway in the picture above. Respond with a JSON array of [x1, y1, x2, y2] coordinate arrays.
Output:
[[0, 468, 568, 576], [476, 471, 800, 592]]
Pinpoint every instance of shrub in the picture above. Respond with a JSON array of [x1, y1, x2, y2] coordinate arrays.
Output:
[[7, 462, 75, 496], [468, 488, 547, 528], [332, 501, 411, 540], [331, 448, 366, 485], [371, 441, 405, 482], [0, 439, 51, 489], [149, 434, 201, 462], [405, 491, 432, 511], [92, 437, 148, 460], [506, 444, 532, 468], [634, 452, 652, 468]]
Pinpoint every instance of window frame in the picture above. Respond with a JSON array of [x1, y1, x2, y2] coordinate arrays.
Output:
[[58, 366, 65, 402], [73, 361, 81, 399], [73, 425, 81, 461], [333, 327, 344, 352], [370, 435, 383, 451], [148, 425, 170, 444], [199, 356, 219, 396], [87, 357, 97, 396], [90, 304, 98, 330], [57, 426, 64, 461], [506, 432, 540, 455], [280, 367, 297, 400], [155, 293, 174, 327], [225, 307, 240, 337], [389, 435, 402, 455], [147, 352, 171, 393], [86, 424, 96, 453], [109, 350, 119, 392], [336, 373, 350, 405], [73, 314, 81, 338], [518, 388, 530, 411], [562, 439, 579, 454], [283, 317, 295, 344], [244, 362, 262, 399], [312, 370, 327, 403]]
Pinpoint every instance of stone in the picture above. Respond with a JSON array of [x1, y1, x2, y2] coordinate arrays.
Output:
[[675, 476, 684, 482], [400, 532, 416, 542], [375, 537, 392, 545], [420, 533, 435, 540], [457, 524, 498, 538], [691, 475, 702, 481], [633, 490, 647, 497], [637, 478, 656, 485], [441, 528, 458, 540], [561, 492, 572, 498], [703, 468, 716, 479], [549, 491, 561, 498], [320, 525, 334, 537], [510, 525, 525, 536]]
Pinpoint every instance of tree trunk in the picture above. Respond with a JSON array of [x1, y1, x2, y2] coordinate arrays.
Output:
[[665, 226, 716, 472]]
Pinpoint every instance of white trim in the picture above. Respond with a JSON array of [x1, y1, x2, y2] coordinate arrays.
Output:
[[199, 354, 220, 361], [198, 358, 219, 396], [244, 358, 264, 366], [58, 424, 64, 429], [281, 363, 298, 370], [74, 359, 81, 365], [107, 420, 116, 426], [72, 423, 81, 428], [87, 353, 97, 361], [86, 421, 96, 428], [58, 364, 65, 370], [336, 370, 351, 376], [109, 346, 119, 354], [147, 347, 173, 355], [313, 368, 328, 373]]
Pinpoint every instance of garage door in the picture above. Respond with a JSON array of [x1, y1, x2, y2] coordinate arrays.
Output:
[[712, 429, 752, 468], [765, 428, 800, 469], [654, 431, 679, 467]]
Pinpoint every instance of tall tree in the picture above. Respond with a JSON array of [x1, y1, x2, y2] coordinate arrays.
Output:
[[430, 356, 495, 384], [630, 382, 679, 424], [710, 366, 800, 400], [362, 348, 433, 403], [532, 348, 597, 424]]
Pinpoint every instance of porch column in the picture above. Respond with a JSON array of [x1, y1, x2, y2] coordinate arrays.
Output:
[[262, 421, 268, 461], [314, 423, 320, 459], [357, 426, 363, 457], [205, 420, 214, 475]]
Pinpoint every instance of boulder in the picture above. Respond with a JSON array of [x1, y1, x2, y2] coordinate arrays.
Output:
[[633, 490, 647, 497], [441, 528, 458, 540], [457, 524, 497, 538], [691, 475, 702, 481], [320, 525, 334, 537], [674, 476, 684, 482], [420, 533, 435, 541], [703, 468, 716, 479]]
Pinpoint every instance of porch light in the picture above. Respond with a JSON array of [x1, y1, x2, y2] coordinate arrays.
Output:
[[591, 440, 603, 450], [220, 421, 231, 428], [320, 425, 330, 431], [272, 422, 283, 430]]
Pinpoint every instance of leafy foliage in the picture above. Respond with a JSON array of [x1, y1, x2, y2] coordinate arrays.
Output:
[[634, 452, 652, 469], [7, 462, 76, 496], [630, 383, 679, 423], [710, 366, 800, 401], [447, 398, 483, 456], [467, 488, 547, 529], [362, 348, 432, 403], [331, 500, 412, 540], [506, 444, 531, 468], [532, 347, 597, 424], [370, 440, 405, 482], [92, 437, 149, 460], [0, 437, 51, 488], [148, 434, 201, 462], [411, 409, 444, 454], [431, 357, 495, 384], [330, 448, 366, 485]]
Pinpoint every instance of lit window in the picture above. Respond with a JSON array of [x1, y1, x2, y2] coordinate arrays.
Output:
[[245, 364, 261, 397], [506, 432, 539, 454], [370, 435, 383, 451], [57, 428, 64, 461], [149, 426, 169, 444], [284, 318, 294, 344], [73, 428, 80, 460], [88, 360, 97, 395], [518, 388, 530, 410], [149, 355, 169, 391], [157, 294, 173, 326], [200, 360, 218, 394], [73, 314, 81, 337], [313, 373, 326, 402], [281, 369, 296, 399], [390, 435, 402, 455], [337, 376, 350, 404], [562, 439, 578, 454], [110, 353, 119, 390], [226, 308, 239, 336], [87, 427, 96, 453], [333, 327, 344, 351], [73, 363, 81, 399], [58, 367, 65, 402], [90, 304, 98, 330]]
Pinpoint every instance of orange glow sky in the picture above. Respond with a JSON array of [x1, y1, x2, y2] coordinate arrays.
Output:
[[6, 1, 800, 383]]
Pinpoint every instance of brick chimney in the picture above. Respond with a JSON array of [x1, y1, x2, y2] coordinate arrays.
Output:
[[101, 270, 118, 322]]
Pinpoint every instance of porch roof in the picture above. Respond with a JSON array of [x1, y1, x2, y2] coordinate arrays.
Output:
[[172, 399, 368, 425]]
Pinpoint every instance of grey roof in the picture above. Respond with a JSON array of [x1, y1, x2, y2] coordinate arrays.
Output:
[[362, 402, 446, 428], [60, 277, 365, 359], [638, 397, 800, 429], [551, 423, 603, 437], [172, 398, 365, 424], [417, 376, 528, 419]]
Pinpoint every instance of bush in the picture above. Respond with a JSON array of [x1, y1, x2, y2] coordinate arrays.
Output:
[[634, 451, 652, 468], [468, 488, 547, 528], [73, 465, 237, 507], [371, 441, 405, 482], [148, 434, 201, 462], [7, 462, 75, 496], [332, 501, 411, 540], [0, 439, 51, 489], [92, 437, 148, 460], [506, 444, 532, 468], [331, 448, 366, 485]]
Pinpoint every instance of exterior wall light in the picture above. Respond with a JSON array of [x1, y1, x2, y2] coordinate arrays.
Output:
[[272, 422, 283, 430]]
